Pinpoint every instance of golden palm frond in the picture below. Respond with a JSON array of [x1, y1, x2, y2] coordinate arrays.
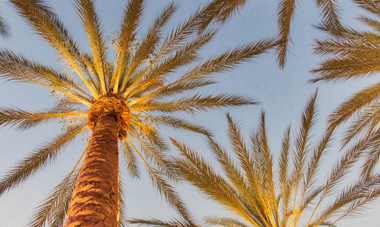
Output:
[[276, 0, 296, 68], [326, 83, 380, 131], [341, 103, 380, 148], [9, 0, 99, 97], [0, 50, 93, 105], [315, 0, 342, 33], [0, 106, 86, 130], [310, 174, 380, 226], [354, 0, 380, 16], [120, 140, 140, 178], [0, 122, 87, 196], [131, 94, 256, 114], [276, 0, 343, 68], [29, 169, 80, 227], [74, 0, 108, 94], [204, 217, 251, 227], [129, 218, 202, 227]]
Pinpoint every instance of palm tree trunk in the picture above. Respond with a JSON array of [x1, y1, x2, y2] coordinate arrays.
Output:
[[64, 114, 119, 227]]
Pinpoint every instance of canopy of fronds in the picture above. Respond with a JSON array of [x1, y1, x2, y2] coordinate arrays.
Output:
[[313, 0, 380, 180], [277, 0, 342, 67], [0, 0, 276, 226], [131, 91, 380, 227]]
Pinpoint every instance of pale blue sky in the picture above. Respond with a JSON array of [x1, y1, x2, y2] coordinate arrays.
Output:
[[0, 0, 379, 226]]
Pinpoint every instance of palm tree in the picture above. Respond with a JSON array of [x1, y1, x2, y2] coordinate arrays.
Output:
[[137, 91, 380, 227], [312, 0, 380, 179], [0, 0, 275, 226], [277, 0, 343, 67]]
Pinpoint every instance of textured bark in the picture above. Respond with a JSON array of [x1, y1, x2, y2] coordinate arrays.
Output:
[[64, 115, 119, 227]]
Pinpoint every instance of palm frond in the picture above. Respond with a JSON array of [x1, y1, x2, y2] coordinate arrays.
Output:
[[130, 93, 256, 114], [120, 140, 140, 178], [128, 129, 177, 182], [0, 122, 87, 197], [146, 166, 195, 224], [137, 115, 212, 137], [0, 14, 10, 38], [204, 217, 251, 227], [354, 0, 380, 17], [311, 54, 380, 83], [0, 49, 93, 106], [276, 0, 296, 68], [0, 106, 86, 130], [361, 141, 380, 180], [171, 138, 256, 224], [133, 29, 217, 89], [29, 169, 79, 227], [315, 0, 343, 33], [208, 137, 268, 225], [359, 16, 380, 32], [290, 91, 317, 188], [183, 39, 276, 78], [111, 0, 144, 93], [74, 0, 108, 94], [326, 83, 380, 131], [128, 77, 217, 107], [9, 0, 99, 97], [120, 2, 177, 92], [311, 174, 380, 226], [278, 125, 291, 225], [119, 175, 128, 227], [341, 102, 380, 148], [129, 218, 199, 227], [313, 37, 380, 59], [226, 114, 256, 184]]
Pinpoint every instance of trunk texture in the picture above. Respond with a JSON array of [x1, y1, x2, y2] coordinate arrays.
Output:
[[64, 115, 119, 227]]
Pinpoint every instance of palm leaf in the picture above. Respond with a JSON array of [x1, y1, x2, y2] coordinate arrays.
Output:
[[0, 14, 10, 38], [183, 39, 276, 78], [0, 122, 87, 196], [131, 93, 256, 114], [0, 50, 93, 106], [315, 0, 343, 33], [327, 83, 380, 131], [354, 0, 380, 17], [111, 0, 144, 93], [120, 140, 140, 178], [0, 106, 86, 130], [129, 218, 199, 227], [120, 2, 177, 92], [146, 166, 195, 224], [74, 0, 108, 94], [119, 176, 128, 227], [341, 102, 380, 148], [204, 217, 251, 227], [276, 0, 296, 68], [311, 174, 380, 226], [9, 0, 98, 97], [359, 16, 380, 32], [139, 115, 212, 136], [29, 169, 79, 227]]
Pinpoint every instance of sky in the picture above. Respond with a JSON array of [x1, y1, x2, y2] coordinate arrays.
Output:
[[0, 0, 379, 226]]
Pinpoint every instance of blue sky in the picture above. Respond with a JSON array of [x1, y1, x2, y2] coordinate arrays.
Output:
[[0, 0, 379, 226]]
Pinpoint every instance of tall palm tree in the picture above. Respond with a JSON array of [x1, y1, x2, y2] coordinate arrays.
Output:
[[277, 0, 343, 67], [312, 0, 380, 179], [141, 91, 380, 227], [0, 0, 275, 226]]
